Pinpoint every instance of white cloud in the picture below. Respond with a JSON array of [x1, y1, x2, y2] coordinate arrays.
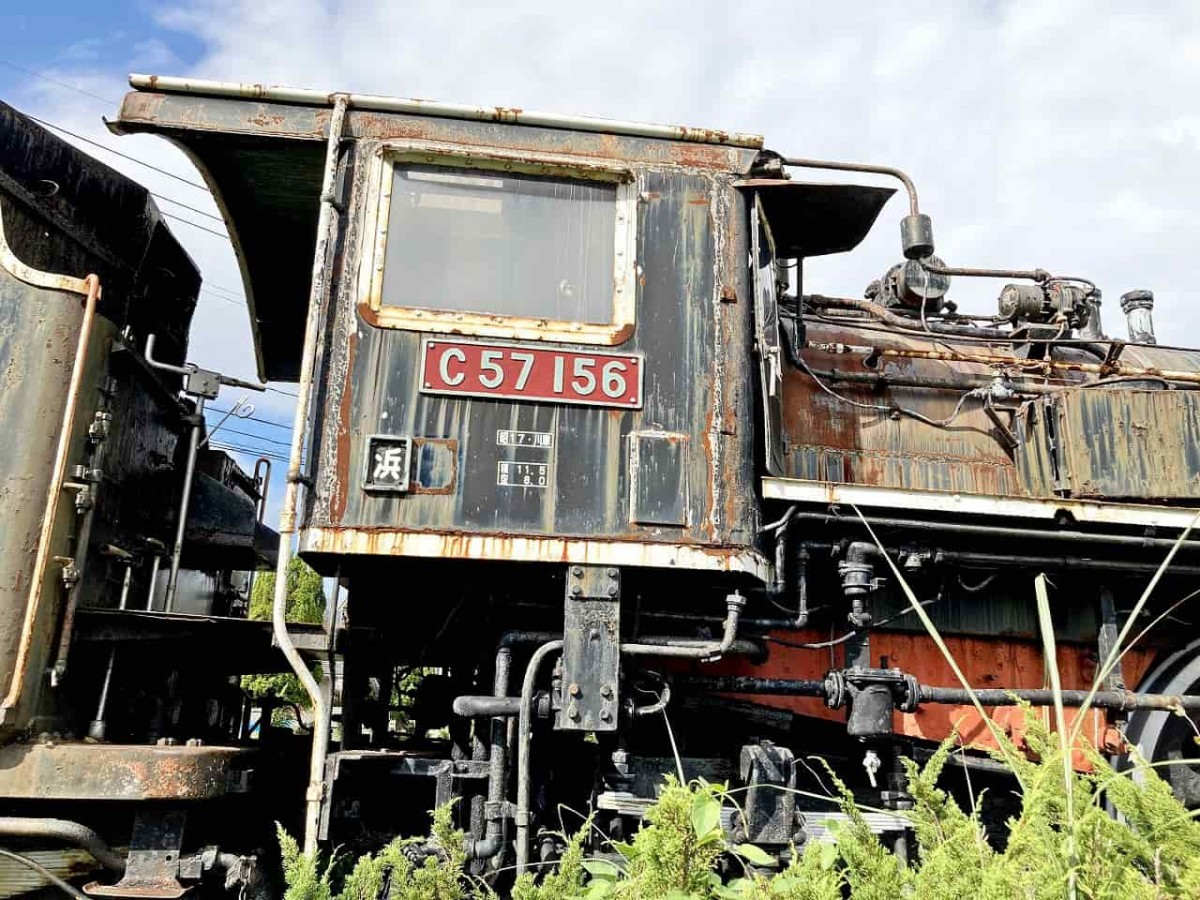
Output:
[[9, 1, 1200, 508], [143, 0, 1200, 346]]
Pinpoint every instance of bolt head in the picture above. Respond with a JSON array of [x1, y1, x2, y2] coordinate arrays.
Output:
[[600, 709, 613, 723], [607, 583, 618, 596], [571, 584, 582, 596], [568, 683, 581, 697], [571, 566, 583, 577]]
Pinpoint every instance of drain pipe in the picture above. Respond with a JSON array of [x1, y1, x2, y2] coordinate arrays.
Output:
[[514, 640, 563, 875], [272, 93, 349, 857]]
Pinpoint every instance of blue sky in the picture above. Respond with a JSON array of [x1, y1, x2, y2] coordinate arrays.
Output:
[[2, 5, 200, 87], [3, 0, 1200, 527]]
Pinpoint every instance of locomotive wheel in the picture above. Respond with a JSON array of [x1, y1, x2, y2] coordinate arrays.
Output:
[[1123, 639, 1200, 806]]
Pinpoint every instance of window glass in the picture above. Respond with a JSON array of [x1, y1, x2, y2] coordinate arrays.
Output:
[[381, 165, 618, 324]]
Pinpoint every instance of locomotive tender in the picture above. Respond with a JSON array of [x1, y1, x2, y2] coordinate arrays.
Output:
[[5, 74, 1200, 894]]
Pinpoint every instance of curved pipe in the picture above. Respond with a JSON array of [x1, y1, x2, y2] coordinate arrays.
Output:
[[625, 592, 746, 661], [782, 156, 920, 216], [0, 817, 125, 872], [514, 640, 563, 875], [271, 93, 349, 856]]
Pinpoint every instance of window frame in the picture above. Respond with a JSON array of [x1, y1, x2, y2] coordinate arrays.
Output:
[[358, 140, 639, 346]]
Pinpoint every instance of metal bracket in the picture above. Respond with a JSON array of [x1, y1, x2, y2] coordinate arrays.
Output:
[[558, 565, 621, 732], [86, 809, 188, 898]]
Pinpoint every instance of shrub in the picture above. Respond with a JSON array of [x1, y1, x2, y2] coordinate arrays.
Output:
[[278, 714, 1200, 898]]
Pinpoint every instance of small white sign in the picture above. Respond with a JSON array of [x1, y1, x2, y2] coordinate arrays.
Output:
[[497, 461, 549, 488]]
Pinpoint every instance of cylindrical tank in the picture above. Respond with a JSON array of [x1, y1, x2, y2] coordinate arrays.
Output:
[[0, 196, 107, 730]]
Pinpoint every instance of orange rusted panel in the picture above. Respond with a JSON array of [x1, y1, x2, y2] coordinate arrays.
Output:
[[702, 629, 1155, 767]]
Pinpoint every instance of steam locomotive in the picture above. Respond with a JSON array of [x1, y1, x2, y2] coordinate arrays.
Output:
[[3, 74, 1200, 896]]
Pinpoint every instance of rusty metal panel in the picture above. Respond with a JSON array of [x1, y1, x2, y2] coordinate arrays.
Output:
[[1018, 389, 1200, 500], [783, 320, 1024, 496], [629, 431, 689, 526], [304, 154, 763, 574], [0, 742, 251, 800]]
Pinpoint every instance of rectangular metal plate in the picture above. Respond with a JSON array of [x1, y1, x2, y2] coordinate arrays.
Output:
[[559, 566, 620, 733], [421, 338, 643, 409], [363, 435, 412, 492], [497, 461, 548, 488], [629, 431, 689, 526], [497, 429, 553, 448]]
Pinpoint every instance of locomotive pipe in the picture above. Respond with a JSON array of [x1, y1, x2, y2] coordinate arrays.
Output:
[[933, 549, 1200, 576], [916, 686, 1200, 711], [781, 510, 1200, 555], [464, 644, 512, 864], [800, 363, 1055, 396], [453, 696, 522, 718], [88, 558, 134, 740], [272, 92, 349, 857], [0, 817, 125, 872], [515, 640, 563, 875], [164, 397, 204, 610], [625, 592, 747, 661], [679, 676, 1200, 712]]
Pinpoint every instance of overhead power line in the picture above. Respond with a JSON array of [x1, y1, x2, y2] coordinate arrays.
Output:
[[207, 406, 295, 432], [148, 192, 224, 223], [26, 113, 211, 192], [0, 59, 118, 105]]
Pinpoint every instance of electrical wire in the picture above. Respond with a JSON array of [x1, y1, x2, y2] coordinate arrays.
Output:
[[795, 351, 979, 429], [146, 191, 224, 223], [0, 847, 89, 900], [209, 442, 293, 463], [26, 114, 210, 191], [214, 425, 293, 448], [0, 59, 119, 105], [207, 406, 294, 432]]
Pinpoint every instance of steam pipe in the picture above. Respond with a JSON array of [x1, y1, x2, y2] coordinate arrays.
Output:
[[934, 549, 1200, 576], [272, 92, 349, 857], [625, 592, 746, 661], [0, 817, 125, 871], [514, 640, 563, 875], [781, 510, 1200, 555], [677, 676, 1200, 712]]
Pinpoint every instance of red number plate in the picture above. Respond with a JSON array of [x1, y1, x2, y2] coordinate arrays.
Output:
[[420, 339, 643, 409]]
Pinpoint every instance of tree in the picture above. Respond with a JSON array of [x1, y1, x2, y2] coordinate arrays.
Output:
[[242, 558, 326, 717]]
